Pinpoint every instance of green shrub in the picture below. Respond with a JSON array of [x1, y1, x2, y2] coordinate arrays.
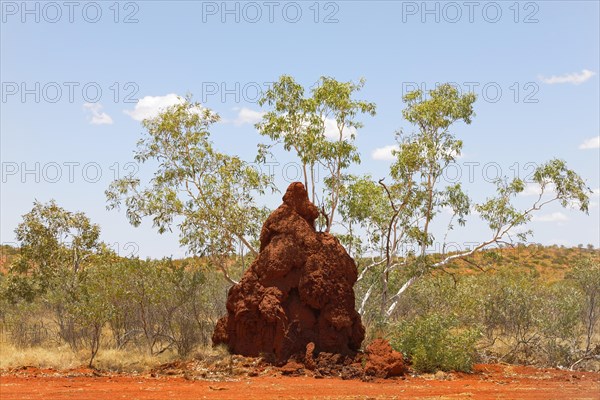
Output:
[[567, 256, 600, 366], [0, 256, 229, 367], [391, 313, 480, 373]]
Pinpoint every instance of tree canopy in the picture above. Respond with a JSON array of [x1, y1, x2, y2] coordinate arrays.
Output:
[[106, 98, 274, 283]]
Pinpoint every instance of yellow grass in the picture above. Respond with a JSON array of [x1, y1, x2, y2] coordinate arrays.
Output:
[[0, 340, 181, 372], [93, 348, 178, 372], [0, 342, 80, 369]]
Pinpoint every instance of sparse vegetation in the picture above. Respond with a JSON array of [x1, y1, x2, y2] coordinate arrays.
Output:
[[391, 313, 479, 372], [2, 239, 598, 372], [0, 79, 597, 375], [381, 252, 600, 372]]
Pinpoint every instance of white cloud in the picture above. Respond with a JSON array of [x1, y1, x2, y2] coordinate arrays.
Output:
[[124, 94, 184, 121], [371, 144, 462, 161], [532, 212, 569, 222], [521, 184, 540, 197], [520, 183, 557, 197], [83, 103, 113, 125], [579, 136, 600, 150], [590, 188, 600, 209], [539, 69, 596, 85], [323, 118, 357, 140], [372, 145, 398, 161], [232, 107, 265, 126]]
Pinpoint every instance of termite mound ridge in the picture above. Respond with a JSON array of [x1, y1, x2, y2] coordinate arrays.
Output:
[[212, 182, 365, 364]]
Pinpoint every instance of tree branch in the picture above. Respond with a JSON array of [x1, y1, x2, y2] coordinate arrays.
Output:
[[356, 258, 386, 282], [237, 234, 258, 257]]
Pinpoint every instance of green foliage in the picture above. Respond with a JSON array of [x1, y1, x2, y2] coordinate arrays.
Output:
[[336, 175, 391, 257], [1, 256, 228, 366], [311, 77, 376, 230], [380, 254, 600, 371], [478, 270, 545, 362], [1, 202, 230, 367], [353, 84, 477, 318], [13, 200, 102, 274], [85, 258, 215, 357], [402, 83, 477, 129], [256, 75, 375, 231], [256, 75, 319, 171], [391, 313, 480, 373], [533, 159, 591, 212], [106, 96, 273, 282], [396, 84, 473, 180], [350, 83, 590, 319], [476, 268, 590, 366], [392, 84, 475, 247], [475, 159, 591, 243], [6, 200, 107, 301], [567, 256, 600, 355]]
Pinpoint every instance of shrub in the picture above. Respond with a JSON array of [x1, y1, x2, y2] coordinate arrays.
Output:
[[478, 270, 544, 363], [391, 313, 480, 373], [537, 281, 582, 367], [0, 255, 230, 367], [567, 256, 600, 364]]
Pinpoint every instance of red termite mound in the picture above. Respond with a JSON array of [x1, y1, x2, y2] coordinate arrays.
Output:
[[212, 182, 365, 364]]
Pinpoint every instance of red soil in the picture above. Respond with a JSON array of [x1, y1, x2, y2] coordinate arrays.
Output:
[[1, 364, 598, 399], [364, 339, 406, 378], [213, 182, 364, 364]]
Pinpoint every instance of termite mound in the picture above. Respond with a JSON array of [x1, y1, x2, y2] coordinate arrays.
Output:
[[212, 182, 365, 364]]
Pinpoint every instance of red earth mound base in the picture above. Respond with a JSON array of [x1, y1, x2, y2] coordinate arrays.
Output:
[[364, 339, 407, 378], [212, 182, 365, 364], [278, 338, 406, 380]]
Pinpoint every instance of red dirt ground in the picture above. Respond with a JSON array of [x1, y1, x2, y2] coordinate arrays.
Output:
[[1, 364, 598, 400]]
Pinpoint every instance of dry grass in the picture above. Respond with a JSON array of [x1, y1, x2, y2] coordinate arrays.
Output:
[[0, 340, 183, 372], [92, 348, 180, 372], [441, 245, 599, 281], [0, 336, 235, 373], [0, 342, 80, 370]]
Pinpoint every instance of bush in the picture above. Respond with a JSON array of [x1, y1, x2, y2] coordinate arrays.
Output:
[[384, 258, 599, 371], [391, 313, 480, 373], [0, 256, 230, 367], [567, 256, 600, 356], [86, 258, 225, 358], [537, 281, 582, 367], [478, 270, 544, 363]]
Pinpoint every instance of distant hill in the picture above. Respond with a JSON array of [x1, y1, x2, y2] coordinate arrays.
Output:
[[440, 244, 599, 281], [1, 243, 597, 281]]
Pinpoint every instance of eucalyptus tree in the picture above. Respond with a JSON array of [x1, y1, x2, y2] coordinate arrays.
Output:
[[255, 75, 320, 196], [6, 200, 104, 303], [342, 84, 591, 319], [336, 175, 391, 259], [311, 77, 376, 231], [256, 75, 375, 232], [106, 97, 274, 283]]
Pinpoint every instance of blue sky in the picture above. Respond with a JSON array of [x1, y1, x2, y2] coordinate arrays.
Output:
[[1, 0, 599, 258]]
